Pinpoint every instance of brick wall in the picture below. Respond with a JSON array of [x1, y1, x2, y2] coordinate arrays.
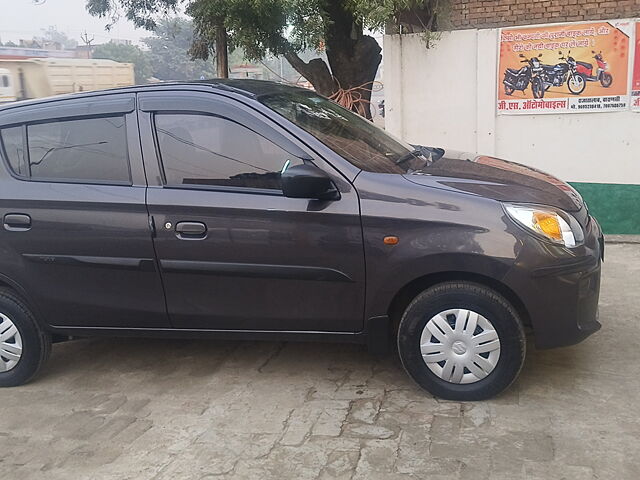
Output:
[[451, 0, 640, 29]]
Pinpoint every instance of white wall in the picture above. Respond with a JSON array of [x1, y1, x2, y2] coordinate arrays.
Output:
[[384, 31, 640, 185]]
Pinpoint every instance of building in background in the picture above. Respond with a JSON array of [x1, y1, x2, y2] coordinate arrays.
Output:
[[385, 0, 640, 234]]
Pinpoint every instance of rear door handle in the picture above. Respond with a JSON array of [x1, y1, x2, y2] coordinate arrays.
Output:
[[175, 221, 207, 239], [4, 214, 31, 231]]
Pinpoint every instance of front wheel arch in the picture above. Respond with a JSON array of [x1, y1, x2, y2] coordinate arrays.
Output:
[[387, 271, 531, 335]]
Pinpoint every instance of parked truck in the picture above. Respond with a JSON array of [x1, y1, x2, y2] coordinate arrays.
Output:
[[0, 58, 134, 103], [0, 68, 17, 103]]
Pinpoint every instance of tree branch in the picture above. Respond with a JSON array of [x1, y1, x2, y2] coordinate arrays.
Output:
[[283, 51, 336, 96]]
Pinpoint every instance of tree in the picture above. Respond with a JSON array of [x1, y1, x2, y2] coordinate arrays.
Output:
[[39, 26, 78, 49], [93, 43, 152, 84], [86, 0, 442, 118], [142, 18, 215, 81]]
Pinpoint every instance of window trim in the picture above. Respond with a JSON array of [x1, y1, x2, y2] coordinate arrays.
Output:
[[0, 114, 133, 186], [151, 111, 297, 196]]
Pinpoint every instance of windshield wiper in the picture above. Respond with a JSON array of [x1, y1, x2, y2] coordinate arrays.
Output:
[[394, 149, 424, 165]]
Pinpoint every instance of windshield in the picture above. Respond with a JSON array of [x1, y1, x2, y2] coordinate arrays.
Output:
[[259, 89, 428, 174]]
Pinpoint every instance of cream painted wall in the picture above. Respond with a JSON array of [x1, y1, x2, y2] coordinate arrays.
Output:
[[384, 31, 640, 185]]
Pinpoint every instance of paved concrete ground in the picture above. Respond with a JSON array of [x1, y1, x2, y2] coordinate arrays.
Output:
[[1, 244, 639, 479]]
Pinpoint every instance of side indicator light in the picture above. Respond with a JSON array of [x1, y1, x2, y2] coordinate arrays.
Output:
[[383, 236, 399, 245]]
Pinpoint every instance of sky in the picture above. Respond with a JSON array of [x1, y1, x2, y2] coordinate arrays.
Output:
[[0, 0, 154, 46]]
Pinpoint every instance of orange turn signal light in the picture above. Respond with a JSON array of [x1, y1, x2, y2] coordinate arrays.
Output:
[[532, 212, 563, 241], [383, 236, 399, 245]]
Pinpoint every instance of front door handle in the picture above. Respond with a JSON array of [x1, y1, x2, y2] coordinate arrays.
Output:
[[175, 221, 207, 238], [4, 214, 31, 231]]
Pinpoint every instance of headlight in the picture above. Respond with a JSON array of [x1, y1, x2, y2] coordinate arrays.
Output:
[[504, 204, 584, 248]]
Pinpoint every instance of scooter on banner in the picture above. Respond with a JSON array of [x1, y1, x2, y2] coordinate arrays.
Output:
[[502, 53, 544, 96], [575, 51, 613, 88]]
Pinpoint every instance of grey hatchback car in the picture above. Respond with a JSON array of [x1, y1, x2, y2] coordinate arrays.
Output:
[[0, 80, 602, 400]]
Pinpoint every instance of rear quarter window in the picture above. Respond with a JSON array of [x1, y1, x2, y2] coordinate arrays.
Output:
[[0, 126, 28, 176]]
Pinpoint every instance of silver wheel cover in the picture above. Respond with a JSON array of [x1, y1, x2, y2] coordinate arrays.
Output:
[[420, 309, 500, 384], [0, 313, 23, 372]]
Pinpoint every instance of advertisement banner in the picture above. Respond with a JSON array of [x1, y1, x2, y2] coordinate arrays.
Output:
[[632, 21, 640, 110], [497, 20, 632, 114]]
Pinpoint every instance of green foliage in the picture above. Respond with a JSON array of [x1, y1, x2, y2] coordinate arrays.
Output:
[[85, 0, 435, 60], [85, 0, 444, 116], [93, 42, 152, 84]]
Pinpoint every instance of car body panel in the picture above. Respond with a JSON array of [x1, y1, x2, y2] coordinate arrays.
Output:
[[137, 91, 366, 332], [404, 150, 584, 212]]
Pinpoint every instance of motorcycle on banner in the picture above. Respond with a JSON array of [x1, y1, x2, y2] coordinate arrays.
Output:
[[533, 51, 586, 98], [502, 53, 544, 96], [575, 51, 613, 88]]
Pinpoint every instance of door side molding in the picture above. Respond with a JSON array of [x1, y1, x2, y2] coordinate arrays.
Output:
[[22, 254, 157, 271], [159, 259, 354, 282]]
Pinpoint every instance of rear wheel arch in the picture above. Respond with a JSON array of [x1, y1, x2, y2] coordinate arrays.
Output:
[[0, 274, 48, 330]]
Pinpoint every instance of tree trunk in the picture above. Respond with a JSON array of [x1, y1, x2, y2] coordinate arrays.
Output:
[[215, 24, 229, 79], [284, 0, 382, 119], [326, 35, 382, 119]]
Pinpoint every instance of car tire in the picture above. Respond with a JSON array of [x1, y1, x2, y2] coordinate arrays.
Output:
[[397, 281, 525, 401], [0, 288, 51, 387]]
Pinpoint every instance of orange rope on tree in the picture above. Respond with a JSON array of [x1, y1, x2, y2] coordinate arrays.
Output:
[[329, 80, 383, 118]]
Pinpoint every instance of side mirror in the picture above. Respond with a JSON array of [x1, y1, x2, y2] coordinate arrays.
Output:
[[518, 54, 525, 58], [281, 163, 340, 201], [538, 53, 543, 57]]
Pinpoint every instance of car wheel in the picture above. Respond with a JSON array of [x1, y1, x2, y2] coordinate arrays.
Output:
[[397, 281, 525, 401], [0, 288, 51, 387]]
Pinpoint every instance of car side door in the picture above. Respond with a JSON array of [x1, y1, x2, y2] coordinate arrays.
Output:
[[0, 94, 170, 329], [137, 90, 366, 332]]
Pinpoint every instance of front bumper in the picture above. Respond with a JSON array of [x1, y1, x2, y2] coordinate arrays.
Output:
[[505, 216, 603, 349]]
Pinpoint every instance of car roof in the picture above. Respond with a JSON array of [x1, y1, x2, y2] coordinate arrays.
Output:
[[0, 79, 311, 112]]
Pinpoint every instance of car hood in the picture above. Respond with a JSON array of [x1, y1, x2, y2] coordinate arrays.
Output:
[[403, 149, 584, 212]]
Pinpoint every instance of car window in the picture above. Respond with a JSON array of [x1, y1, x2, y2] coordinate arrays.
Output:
[[155, 113, 302, 191], [27, 116, 130, 183], [0, 126, 27, 176]]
